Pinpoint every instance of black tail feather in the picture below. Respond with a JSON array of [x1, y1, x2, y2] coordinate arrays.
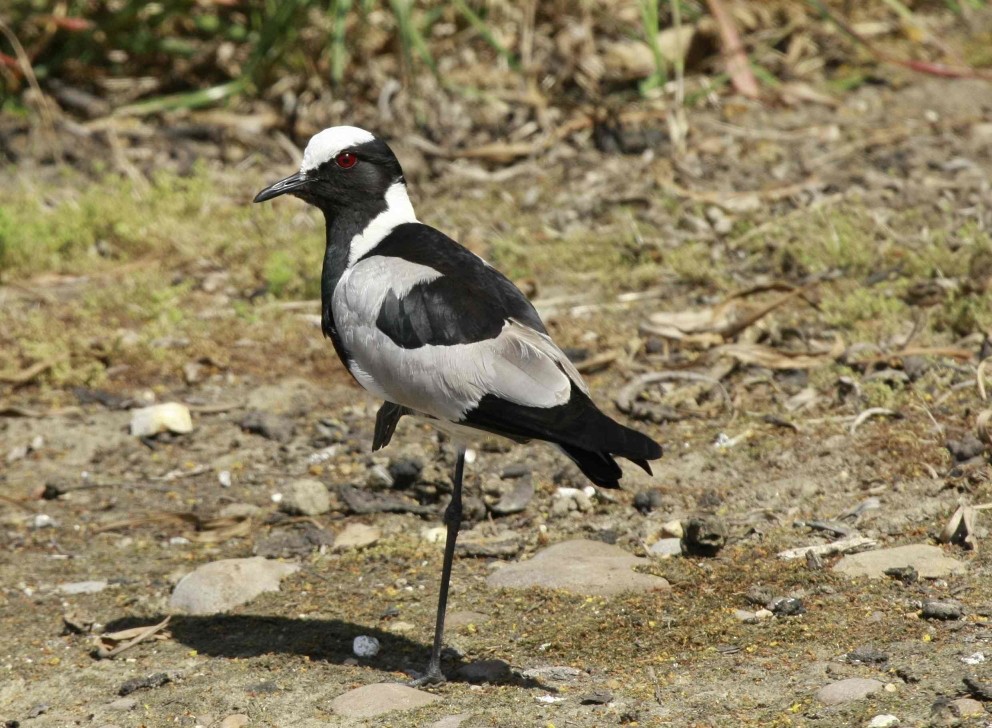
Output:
[[559, 444, 624, 488], [373, 401, 410, 451], [462, 387, 663, 488]]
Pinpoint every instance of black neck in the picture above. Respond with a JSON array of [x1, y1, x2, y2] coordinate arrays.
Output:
[[319, 201, 387, 345]]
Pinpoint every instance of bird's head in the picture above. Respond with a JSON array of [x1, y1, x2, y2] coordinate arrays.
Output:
[[254, 126, 405, 214]]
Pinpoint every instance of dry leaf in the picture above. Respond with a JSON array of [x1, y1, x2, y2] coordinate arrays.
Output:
[[714, 335, 844, 370]]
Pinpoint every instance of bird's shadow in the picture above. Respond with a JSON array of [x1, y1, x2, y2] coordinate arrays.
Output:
[[105, 614, 549, 689]]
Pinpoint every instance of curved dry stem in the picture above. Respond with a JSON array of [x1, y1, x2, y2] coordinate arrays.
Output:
[[0, 18, 60, 159]]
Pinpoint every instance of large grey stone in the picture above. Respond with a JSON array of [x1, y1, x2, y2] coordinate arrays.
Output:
[[816, 678, 884, 705], [833, 544, 966, 579], [169, 557, 298, 615], [329, 683, 438, 719], [486, 539, 670, 596]]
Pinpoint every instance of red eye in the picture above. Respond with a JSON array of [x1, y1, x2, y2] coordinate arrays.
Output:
[[335, 152, 357, 169]]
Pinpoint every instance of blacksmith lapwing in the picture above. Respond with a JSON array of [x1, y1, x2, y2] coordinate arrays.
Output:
[[255, 126, 662, 684]]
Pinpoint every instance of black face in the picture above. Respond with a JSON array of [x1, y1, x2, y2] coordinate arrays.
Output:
[[254, 138, 404, 215]]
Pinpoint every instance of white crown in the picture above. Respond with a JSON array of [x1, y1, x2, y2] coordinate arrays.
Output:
[[301, 126, 376, 173]]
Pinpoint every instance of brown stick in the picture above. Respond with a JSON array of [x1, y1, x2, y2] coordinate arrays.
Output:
[[705, 0, 759, 98]]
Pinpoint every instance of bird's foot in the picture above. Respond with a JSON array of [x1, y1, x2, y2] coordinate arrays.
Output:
[[406, 665, 447, 688]]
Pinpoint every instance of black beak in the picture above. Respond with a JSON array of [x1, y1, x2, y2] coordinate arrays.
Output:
[[253, 171, 308, 203]]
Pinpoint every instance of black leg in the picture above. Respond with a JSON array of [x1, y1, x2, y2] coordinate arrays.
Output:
[[410, 446, 465, 686]]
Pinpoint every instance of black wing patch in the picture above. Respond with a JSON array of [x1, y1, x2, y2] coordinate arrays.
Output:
[[365, 223, 546, 348]]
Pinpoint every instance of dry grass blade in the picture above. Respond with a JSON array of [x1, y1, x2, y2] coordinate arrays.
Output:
[[714, 335, 845, 370], [704, 0, 759, 98], [938, 504, 977, 550], [809, 0, 992, 80], [978, 359, 992, 401], [93, 511, 201, 534], [0, 19, 60, 158], [976, 409, 992, 448], [777, 536, 878, 560], [94, 616, 171, 659], [615, 370, 732, 414], [0, 359, 56, 385], [849, 407, 900, 434], [185, 515, 254, 543], [643, 282, 819, 345]]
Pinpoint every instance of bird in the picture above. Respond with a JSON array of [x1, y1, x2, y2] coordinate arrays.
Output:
[[254, 125, 662, 685]]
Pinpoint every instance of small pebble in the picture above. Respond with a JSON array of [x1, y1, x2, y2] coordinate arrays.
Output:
[[806, 550, 824, 570], [961, 652, 986, 666], [490, 477, 534, 516], [769, 596, 805, 616], [422, 526, 446, 544], [681, 516, 726, 556], [816, 678, 884, 705], [963, 676, 992, 701], [119, 671, 179, 696], [848, 646, 889, 665], [353, 635, 380, 658], [883, 566, 918, 584], [945, 697, 985, 718], [520, 666, 582, 682], [458, 658, 511, 684], [130, 403, 193, 437], [389, 457, 423, 488], [580, 691, 614, 705], [333, 523, 381, 551], [946, 435, 987, 462], [107, 698, 137, 712], [279, 478, 331, 516], [648, 538, 682, 558], [867, 715, 899, 728], [366, 464, 394, 488], [746, 585, 774, 606], [633, 488, 666, 513], [218, 470, 232, 488], [31, 514, 57, 529], [239, 409, 294, 442], [58, 580, 108, 595], [500, 463, 530, 479], [921, 599, 963, 621]]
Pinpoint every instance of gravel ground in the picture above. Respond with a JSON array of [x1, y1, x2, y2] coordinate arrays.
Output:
[[4, 72, 992, 727]]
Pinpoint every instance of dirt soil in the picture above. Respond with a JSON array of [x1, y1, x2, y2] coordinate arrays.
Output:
[[4, 71, 992, 727]]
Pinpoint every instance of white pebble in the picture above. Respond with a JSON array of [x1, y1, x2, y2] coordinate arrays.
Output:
[[422, 526, 446, 544], [352, 635, 380, 658], [307, 446, 338, 465], [31, 514, 57, 529], [130, 402, 193, 437], [218, 470, 232, 488], [961, 652, 985, 665], [867, 715, 899, 728], [535, 695, 564, 704]]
